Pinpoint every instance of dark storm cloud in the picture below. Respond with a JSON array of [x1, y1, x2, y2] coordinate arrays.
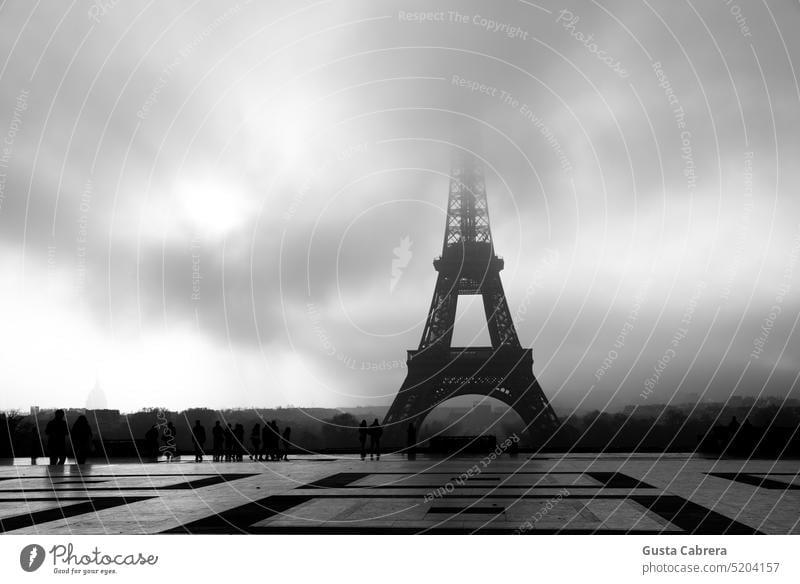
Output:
[[0, 0, 799, 410]]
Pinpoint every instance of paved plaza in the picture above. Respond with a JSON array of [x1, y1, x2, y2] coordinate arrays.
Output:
[[0, 454, 798, 534]]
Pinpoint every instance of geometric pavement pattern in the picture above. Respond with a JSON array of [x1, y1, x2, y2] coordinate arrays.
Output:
[[1, 455, 798, 535]]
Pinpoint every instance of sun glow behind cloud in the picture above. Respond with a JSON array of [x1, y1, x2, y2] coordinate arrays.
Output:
[[175, 176, 251, 237]]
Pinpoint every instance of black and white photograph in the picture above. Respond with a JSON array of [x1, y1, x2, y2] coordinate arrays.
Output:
[[0, 1, 799, 581]]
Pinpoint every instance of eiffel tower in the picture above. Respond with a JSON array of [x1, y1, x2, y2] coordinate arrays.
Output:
[[383, 149, 559, 444]]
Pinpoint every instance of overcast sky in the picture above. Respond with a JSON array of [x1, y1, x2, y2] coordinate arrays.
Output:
[[0, 0, 799, 414]]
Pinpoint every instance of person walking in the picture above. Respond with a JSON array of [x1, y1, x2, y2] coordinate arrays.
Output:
[[70, 415, 93, 464], [250, 423, 261, 461], [358, 419, 368, 461], [211, 421, 224, 462], [192, 420, 206, 462], [45, 410, 68, 465], [281, 426, 292, 461], [234, 423, 245, 462], [368, 419, 383, 461], [144, 425, 159, 460], [224, 423, 234, 462]]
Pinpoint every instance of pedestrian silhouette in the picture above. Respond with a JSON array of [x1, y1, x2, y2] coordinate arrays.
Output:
[[192, 420, 206, 462], [234, 423, 245, 462], [70, 415, 93, 464], [224, 423, 234, 462], [263, 421, 272, 461], [261, 422, 270, 462], [269, 420, 280, 461], [212, 421, 224, 462], [358, 419, 368, 460], [406, 422, 417, 460], [30, 423, 43, 465], [45, 410, 68, 465], [281, 426, 291, 461], [250, 423, 261, 461], [368, 419, 383, 461], [144, 425, 159, 460]]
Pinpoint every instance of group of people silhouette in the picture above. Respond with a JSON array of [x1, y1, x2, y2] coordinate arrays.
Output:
[[214, 420, 291, 462], [358, 419, 384, 460], [31, 411, 402, 465], [142, 419, 293, 463], [33, 411, 297, 465], [29, 409, 94, 465]]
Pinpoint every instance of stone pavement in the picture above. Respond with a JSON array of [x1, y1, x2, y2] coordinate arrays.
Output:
[[0, 454, 797, 534]]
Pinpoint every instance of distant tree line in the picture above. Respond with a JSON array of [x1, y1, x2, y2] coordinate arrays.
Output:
[[1, 401, 798, 459]]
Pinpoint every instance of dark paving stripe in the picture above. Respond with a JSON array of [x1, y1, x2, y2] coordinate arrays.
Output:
[[163, 474, 257, 489], [0, 496, 154, 533], [9, 473, 255, 479], [631, 495, 762, 535], [449, 477, 500, 481], [162, 495, 313, 534], [341, 471, 602, 475], [587, 472, 656, 489], [336, 485, 643, 490], [48, 480, 111, 484], [297, 472, 370, 489], [289, 493, 644, 499], [0, 480, 110, 486], [707, 472, 800, 491], [428, 506, 506, 515], [0, 473, 257, 493], [246, 526, 669, 535], [0, 489, 165, 493], [0, 497, 97, 502], [284, 493, 652, 500]]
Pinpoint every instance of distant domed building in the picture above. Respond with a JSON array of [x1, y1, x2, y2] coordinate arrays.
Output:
[[85, 378, 108, 409]]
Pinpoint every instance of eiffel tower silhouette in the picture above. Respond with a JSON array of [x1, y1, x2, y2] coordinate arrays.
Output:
[[383, 149, 559, 444]]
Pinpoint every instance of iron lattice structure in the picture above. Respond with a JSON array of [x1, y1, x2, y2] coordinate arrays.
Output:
[[383, 150, 560, 444]]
